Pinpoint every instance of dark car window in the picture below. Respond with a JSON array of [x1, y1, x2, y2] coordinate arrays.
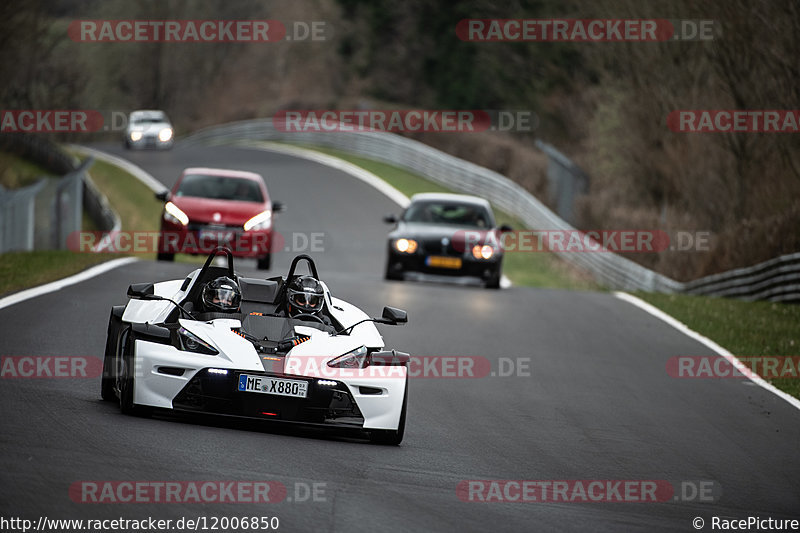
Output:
[[403, 201, 492, 228], [132, 117, 166, 125], [175, 174, 264, 202]]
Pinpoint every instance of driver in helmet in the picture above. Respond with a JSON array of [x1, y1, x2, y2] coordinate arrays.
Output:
[[202, 276, 241, 313], [286, 275, 329, 324]]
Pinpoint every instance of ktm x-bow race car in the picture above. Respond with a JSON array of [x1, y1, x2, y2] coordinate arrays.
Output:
[[102, 247, 410, 444]]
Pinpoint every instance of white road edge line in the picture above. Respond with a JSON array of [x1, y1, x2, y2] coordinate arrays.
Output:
[[0, 258, 138, 311], [239, 140, 512, 289], [613, 291, 800, 412]]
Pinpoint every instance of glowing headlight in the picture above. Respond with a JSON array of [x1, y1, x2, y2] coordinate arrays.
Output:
[[472, 244, 494, 260], [158, 128, 173, 142], [243, 210, 272, 231], [176, 327, 218, 355], [164, 201, 189, 226], [395, 238, 418, 254], [129, 131, 143, 141], [327, 346, 368, 369]]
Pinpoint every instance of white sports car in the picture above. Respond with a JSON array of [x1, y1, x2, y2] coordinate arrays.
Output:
[[102, 247, 410, 444]]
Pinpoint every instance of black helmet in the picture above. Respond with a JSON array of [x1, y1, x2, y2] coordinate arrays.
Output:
[[287, 276, 324, 315], [202, 276, 241, 312]]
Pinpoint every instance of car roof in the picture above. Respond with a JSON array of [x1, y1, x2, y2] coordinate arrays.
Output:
[[409, 192, 492, 209], [181, 167, 264, 182]]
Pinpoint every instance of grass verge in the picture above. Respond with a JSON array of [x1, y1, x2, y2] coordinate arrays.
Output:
[[635, 292, 800, 399], [0, 152, 53, 189], [286, 144, 598, 291], [0, 152, 162, 298], [0, 251, 111, 297]]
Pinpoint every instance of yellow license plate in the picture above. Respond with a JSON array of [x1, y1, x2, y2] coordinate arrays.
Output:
[[426, 256, 462, 269]]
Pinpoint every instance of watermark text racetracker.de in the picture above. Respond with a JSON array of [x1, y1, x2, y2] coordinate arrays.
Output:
[[667, 356, 800, 380], [1, 516, 281, 532], [0, 110, 105, 133], [69, 230, 327, 254], [70, 480, 327, 504], [454, 229, 712, 253], [274, 109, 537, 133], [668, 110, 800, 133], [284, 355, 531, 380], [0, 356, 102, 379], [68, 19, 330, 42], [456, 19, 717, 42], [457, 480, 720, 503]]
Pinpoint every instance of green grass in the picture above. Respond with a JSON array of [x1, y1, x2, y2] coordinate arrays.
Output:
[[0, 251, 111, 297], [85, 159, 162, 234], [635, 292, 800, 399], [0, 152, 54, 189], [290, 144, 598, 291], [0, 152, 162, 297]]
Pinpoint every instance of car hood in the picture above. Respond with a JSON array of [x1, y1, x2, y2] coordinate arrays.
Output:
[[389, 222, 497, 240], [170, 196, 268, 225]]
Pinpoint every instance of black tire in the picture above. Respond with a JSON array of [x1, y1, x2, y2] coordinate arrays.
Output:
[[370, 380, 408, 445], [257, 254, 271, 270], [384, 260, 403, 281], [101, 307, 124, 402], [119, 330, 150, 417], [157, 251, 175, 262], [485, 266, 502, 289]]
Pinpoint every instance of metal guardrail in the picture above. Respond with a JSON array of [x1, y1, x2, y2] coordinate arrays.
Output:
[[0, 135, 119, 254], [181, 119, 799, 302], [0, 179, 46, 253]]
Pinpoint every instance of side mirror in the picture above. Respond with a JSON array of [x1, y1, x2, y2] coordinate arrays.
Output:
[[369, 349, 411, 366], [155, 190, 169, 202], [381, 306, 407, 325], [383, 214, 398, 224], [127, 283, 156, 299], [498, 224, 513, 233], [272, 201, 285, 213]]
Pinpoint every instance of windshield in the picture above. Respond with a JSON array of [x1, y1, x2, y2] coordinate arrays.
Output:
[[402, 201, 492, 228], [175, 174, 264, 202], [131, 117, 167, 125]]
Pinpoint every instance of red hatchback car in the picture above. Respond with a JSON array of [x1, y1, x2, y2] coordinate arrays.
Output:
[[156, 167, 284, 269]]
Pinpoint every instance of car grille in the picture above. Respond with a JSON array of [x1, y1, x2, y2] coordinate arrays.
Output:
[[420, 238, 460, 256]]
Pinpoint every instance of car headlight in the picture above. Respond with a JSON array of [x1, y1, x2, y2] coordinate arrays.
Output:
[[327, 346, 368, 369], [129, 131, 143, 141], [158, 128, 173, 142], [472, 244, 494, 260], [394, 238, 418, 254], [176, 327, 218, 355], [164, 201, 189, 226], [243, 210, 272, 231]]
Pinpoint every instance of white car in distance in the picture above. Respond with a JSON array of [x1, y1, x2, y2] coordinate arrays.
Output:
[[125, 109, 174, 150]]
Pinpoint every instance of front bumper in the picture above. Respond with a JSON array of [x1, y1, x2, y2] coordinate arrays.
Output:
[[126, 133, 173, 149], [132, 339, 406, 430], [173, 369, 364, 427], [387, 249, 501, 280]]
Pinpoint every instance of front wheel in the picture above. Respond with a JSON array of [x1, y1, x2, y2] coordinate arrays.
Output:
[[118, 331, 150, 417], [257, 254, 271, 270], [485, 267, 502, 289], [384, 260, 403, 281], [370, 380, 407, 445]]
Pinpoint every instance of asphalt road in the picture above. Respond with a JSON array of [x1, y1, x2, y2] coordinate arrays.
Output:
[[1, 142, 798, 532]]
